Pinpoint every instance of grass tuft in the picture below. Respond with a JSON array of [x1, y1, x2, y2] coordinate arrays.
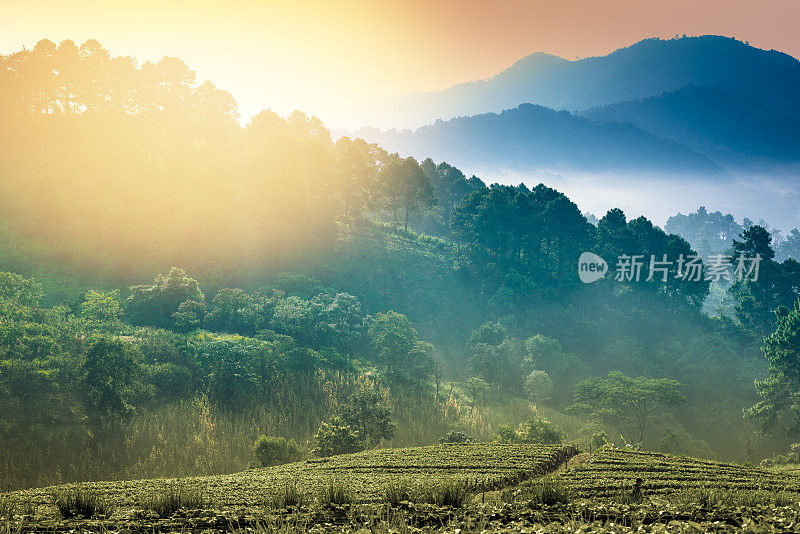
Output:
[[384, 481, 414, 507], [317, 480, 352, 506], [142, 483, 206, 517], [504, 476, 572, 506], [668, 486, 799, 507], [270, 481, 305, 509], [416, 480, 472, 507], [52, 486, 111, 518]]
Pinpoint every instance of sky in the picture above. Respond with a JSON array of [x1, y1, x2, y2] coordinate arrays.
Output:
[[3, 0, 800, 127]]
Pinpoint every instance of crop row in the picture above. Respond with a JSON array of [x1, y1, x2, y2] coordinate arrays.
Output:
[[7, 443, 579, 509], [556, 449, 800, 497]]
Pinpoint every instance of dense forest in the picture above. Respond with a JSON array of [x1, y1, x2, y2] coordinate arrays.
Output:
[[2, 40, 800, 491]]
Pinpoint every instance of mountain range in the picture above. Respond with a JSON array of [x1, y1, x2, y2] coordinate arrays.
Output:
[[352, 35, 800, 177]]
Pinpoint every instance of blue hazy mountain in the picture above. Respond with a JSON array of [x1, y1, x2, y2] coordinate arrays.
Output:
[[352, 35, 800, 176], [364, 35, 800, 130], [354, 103, 722, 176], [581, 85, 800, 168]]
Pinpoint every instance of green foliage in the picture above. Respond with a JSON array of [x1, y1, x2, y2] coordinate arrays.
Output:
[[590, 431, 609, 452], [451, 183, 593, 300], [746, 298, 800, 435], [368, 311, 433, 386], [339, 390, 395, 448], [466, 322, 523, 391], [267, 273, 325, 299], [659, 428, 688, 455], [668, 486, 797, 507], [523, 335, 586, 404], [569, 371, 685, 443], [523, 370, 553, 404], [378, 156, 435, 231], [496, 418, 564, 445], [0, 497, 36, 519], [665, 207, 742, 258], [204, 288, 257, 335], [728, 227, 800, 340], [439, 430, 472, 444], [558, 449, 800, 499], [254, 436, 302, 467], [80, 337, 141, 430], [173, 299, 206, 334], [80, 289, 123, 325], [464, 376, 489, 407], [127, 268, 205, 328], [0, 271, 43, 306], [312, 416, 364, 457], [760, 443, 800, 467]]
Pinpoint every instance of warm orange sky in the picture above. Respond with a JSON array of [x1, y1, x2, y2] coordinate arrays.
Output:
[[4, 0, 799, 126]]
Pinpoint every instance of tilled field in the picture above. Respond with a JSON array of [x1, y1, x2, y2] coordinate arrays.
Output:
[[556, 449, 800, 497], [6, 446, 800, 532], [4, 499, 800, 533], [5, 443, 578, 511]]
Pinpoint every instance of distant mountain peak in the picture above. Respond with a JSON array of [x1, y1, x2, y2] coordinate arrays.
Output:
[[354, 35, 800, 130]]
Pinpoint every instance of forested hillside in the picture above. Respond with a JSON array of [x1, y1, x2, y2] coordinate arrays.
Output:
[[2, 40, 800, 492]]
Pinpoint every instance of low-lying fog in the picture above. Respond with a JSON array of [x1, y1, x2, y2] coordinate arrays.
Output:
[[479, 168, 800, 230]]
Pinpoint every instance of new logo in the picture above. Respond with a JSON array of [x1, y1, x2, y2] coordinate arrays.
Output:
[[578, 252, 608, 283]]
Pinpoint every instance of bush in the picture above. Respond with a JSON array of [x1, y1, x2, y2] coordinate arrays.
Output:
[[312, 416, 364, 457], [496, 418, 563, 445], [590, 430, 609, 453], [53, 487, 111, 518], [439, 430, 472, 444], [760, 442, 800, 467], [254, 436, 302, 467]]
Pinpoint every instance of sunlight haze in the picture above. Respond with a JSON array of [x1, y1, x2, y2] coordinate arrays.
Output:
[[4, 0, 800, 126]]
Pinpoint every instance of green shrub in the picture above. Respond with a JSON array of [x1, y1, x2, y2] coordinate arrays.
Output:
[[53, 486, 111, 518], [254, 436, 302, 467], [590, 431, 609, 453], [317, 480, 353, 506], [439, 430, 471, 444], [496, 418, 563, 445], [143, 484, 205, 517], [312, 416, 364, 457]]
